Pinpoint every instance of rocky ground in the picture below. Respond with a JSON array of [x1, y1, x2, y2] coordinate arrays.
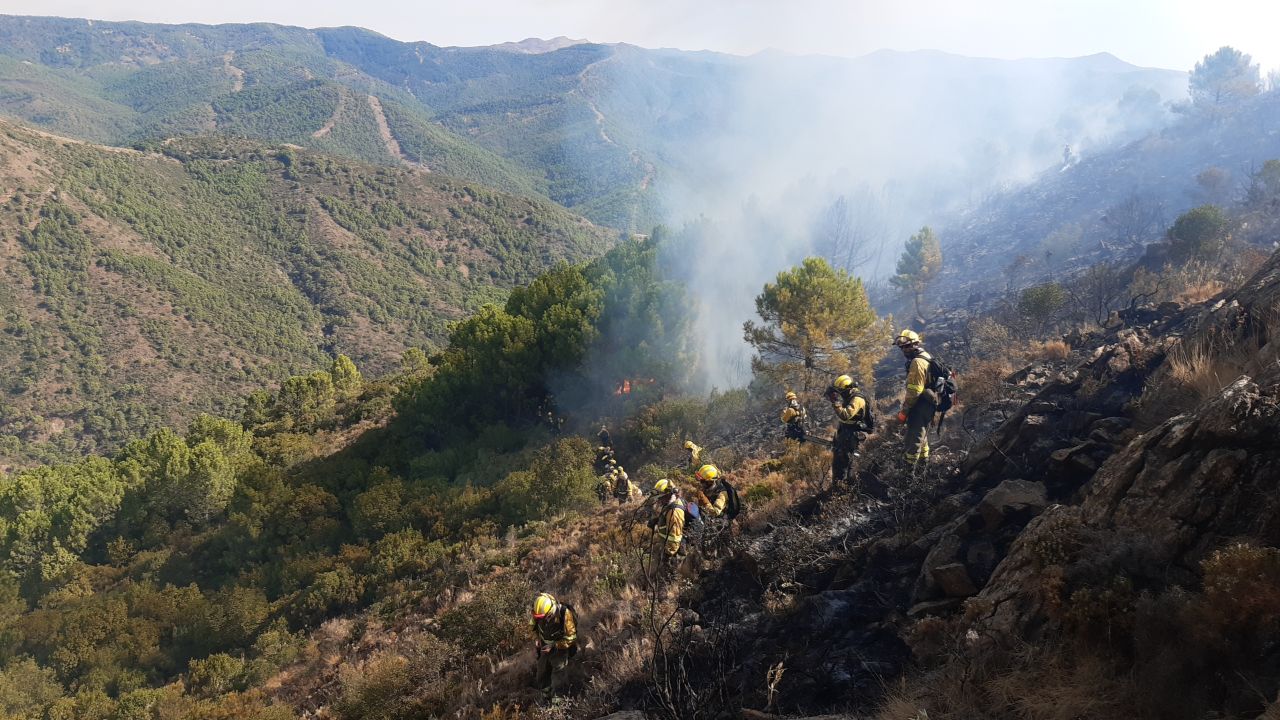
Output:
[[623, 247, 1280, 719]]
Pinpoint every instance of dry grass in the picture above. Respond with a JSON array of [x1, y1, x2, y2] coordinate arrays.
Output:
[[1176, 279, 1225, 304], [875, 643, 1126, 720], [1031, 339, 1072, 361], [958, 357, 1015, 408]]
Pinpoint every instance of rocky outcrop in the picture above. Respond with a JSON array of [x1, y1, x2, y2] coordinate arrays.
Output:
[[976, 365, 1280, 640], [970, 247, 1280, 641]]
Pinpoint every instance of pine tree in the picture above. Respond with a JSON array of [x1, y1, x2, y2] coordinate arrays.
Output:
[[744, 257, 885, 394], [1189, 47, 1261, 114], [889, 226, 942, 321]]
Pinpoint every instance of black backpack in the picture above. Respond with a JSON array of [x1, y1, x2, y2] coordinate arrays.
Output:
[[926, 357, 958, 414], [720, 480, 742, 520], [851, 390, 875, 432]]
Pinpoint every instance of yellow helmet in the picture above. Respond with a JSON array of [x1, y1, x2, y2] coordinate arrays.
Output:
[[654, 478, 674, 493], [834, 375, 855, 390], [533, 593, 557, 618], [683, 440, 695, 450], [785, 390, 797, 401], [695, 464, 719, 482], [894, 329, 921, 347]]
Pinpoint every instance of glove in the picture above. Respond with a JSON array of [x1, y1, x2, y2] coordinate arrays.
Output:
[[897, 412, 908, 424]]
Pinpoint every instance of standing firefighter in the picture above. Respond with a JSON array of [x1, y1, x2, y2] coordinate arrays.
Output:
[[648, 479, 686, 568], [530, 592, 578, 698], [894, 329, 938, 474], [826, 375, 871, 486], [781, 390, 807, 442], [598, 425, 612, 449]]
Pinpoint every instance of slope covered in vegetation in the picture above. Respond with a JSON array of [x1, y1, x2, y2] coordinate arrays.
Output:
[[0, 121, 611, 466], [0, 233, 698, 719]]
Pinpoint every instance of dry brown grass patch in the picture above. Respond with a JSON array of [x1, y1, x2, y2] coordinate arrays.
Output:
[[1031, 339, 1072, 361], [1176, 279, 1225, 304]]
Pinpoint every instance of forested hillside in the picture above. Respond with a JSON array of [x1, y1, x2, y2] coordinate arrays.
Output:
[[0, 15, 1186, 232], [0, 121, 610, 466], [0, 232, 691, 720]]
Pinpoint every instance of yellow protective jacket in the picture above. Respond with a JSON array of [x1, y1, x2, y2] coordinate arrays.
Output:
[[833, 394, 867, 425], [531, 605, 577, 650], [781, 399, 805, 424], [903, 351, 934, 411], [656, 501, 686, 556], [686, 443, 703, 469], [697, 484, 728, 517]]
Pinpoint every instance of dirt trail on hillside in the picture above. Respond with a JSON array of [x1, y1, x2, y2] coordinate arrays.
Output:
[[222, 51, 245, 92], [367, 95, 429, 171], [312, 92, 346, 138]]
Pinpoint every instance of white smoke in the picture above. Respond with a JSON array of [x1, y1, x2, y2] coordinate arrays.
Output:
[[603, 48, 1186, 388]]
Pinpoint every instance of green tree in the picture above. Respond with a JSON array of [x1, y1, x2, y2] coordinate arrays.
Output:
[[1168, 205, 1230, 263], [330, 355, 363, 397], [276, 371, 337, 426], [180, 441, 236, 524], [186, 414, 256, 471], [1245, 159, 1280, 213], [1189, 47, 1261, 113], [889, 227, 942, 321], [1018, 282, 1067, 334], [744, 257, 883, 393]]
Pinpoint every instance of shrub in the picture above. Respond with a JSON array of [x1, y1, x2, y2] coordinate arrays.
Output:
[[435, 576, 532, 657], [492, 437, 595, 527], [743, 483, 778, 504], [187, 653, 247, 697], [1167, 205, 1229, 263], [1018, 283, 1067, 333]]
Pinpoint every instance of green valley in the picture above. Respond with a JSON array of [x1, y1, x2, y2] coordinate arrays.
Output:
[[0, 122, 610, 466]]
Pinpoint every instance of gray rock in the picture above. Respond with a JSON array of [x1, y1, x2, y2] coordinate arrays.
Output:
[[908, 597, 964, 618], [978, 479, 1047, 530], [931, 562, 979, 597]]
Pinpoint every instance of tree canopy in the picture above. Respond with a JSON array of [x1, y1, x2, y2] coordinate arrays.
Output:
[[744, 257, 884, 394], [1189, 47, 1261, 113], [889, 226, 943, 321]]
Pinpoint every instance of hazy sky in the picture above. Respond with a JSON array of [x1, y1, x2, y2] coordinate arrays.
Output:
[[1, 0, 1278, 72]]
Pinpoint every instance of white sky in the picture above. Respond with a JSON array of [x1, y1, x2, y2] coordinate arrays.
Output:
[[0, 0, 1278, 72]]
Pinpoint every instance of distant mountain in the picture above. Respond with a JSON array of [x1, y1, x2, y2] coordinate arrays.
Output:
[[0, 15, 1187, 232], [0, 121, 610, 466], [481, 36, 588, 54]]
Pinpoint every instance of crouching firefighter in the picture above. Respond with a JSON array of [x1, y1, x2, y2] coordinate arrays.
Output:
[[530, 592, 578, 698], [647, 479, 686, 571], [694, 464, 741, 554], [826, 375, 871, 486], [781, 390, 807, 442]]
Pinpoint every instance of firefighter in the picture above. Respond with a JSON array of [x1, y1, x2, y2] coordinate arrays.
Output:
[[694, 464, 728, 518], [827, 375, 870, 486], [683, 440, 703, 470], [530, 592, 578, 697], [597, 425, 612, 449], [612, 465, 638, 504], [648, 479, 686, 565], [894, 329, 937, 474], [781, 390, 807, 442]]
